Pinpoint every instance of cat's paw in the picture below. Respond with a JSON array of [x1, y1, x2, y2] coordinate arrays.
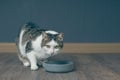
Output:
[[31, 65, 38, 71], [23, 62, 30, 67]]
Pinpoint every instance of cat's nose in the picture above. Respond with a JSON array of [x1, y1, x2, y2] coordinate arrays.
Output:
[[51, 52, 54, 56]]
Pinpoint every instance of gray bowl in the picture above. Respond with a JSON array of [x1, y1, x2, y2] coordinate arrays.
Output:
[[43, 60, 74, 73]]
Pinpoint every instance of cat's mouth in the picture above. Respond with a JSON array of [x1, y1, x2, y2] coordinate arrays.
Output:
[[45, 53, 55, 57]]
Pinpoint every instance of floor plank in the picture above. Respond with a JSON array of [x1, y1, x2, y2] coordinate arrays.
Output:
[[0, 53, 120, 80]]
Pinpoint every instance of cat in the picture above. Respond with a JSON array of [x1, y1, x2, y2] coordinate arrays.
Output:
[[16, 22, 64, 70]]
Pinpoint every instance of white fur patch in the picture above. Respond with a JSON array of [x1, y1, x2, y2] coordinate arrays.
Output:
[[32, 35, 42, 52], [19, 29, 26, 56], [45, 30, 58, 34]]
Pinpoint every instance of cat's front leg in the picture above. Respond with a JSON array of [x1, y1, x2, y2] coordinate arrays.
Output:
[[27, 51, 38, 70]]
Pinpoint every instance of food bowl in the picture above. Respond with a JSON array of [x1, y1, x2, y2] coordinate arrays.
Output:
[[43, 60, 74, 73]]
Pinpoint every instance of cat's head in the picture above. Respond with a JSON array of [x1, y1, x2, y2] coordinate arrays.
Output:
[[41, 31, 64, 56]]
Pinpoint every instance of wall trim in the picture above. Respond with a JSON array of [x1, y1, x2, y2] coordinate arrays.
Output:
[[0, 43, 120, 53]]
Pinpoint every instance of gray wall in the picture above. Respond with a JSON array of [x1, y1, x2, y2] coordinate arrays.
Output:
[[0, 0, 120, 42]]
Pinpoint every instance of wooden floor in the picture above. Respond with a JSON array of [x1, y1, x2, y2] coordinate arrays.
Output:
[[0, 53, 120, 80]]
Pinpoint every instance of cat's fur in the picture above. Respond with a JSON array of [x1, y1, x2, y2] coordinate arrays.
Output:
[[16, 22, 64, 70]]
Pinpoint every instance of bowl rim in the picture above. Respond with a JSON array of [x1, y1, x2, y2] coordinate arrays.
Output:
[[43, 60, 74, 66]]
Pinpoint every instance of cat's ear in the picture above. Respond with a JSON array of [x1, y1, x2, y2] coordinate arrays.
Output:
[[57, 33, 64, 41], [42, 32, 49, 40]]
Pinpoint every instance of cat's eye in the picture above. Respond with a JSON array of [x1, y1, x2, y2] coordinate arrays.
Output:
[[54, 45, 59, 49], [46, 45, 50, 48]]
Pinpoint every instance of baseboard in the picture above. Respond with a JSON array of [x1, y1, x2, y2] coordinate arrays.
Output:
[[0, 43, 120, 53]]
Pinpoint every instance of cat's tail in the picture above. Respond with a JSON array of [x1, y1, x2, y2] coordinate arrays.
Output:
[[15, 28, 29, 62], [15, 36, 29, 65], [15, 37, 25, 60], [18, 29, 26, 55]]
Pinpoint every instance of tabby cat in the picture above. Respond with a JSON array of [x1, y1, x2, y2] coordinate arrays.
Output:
[[16, 22, 64, 70]]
